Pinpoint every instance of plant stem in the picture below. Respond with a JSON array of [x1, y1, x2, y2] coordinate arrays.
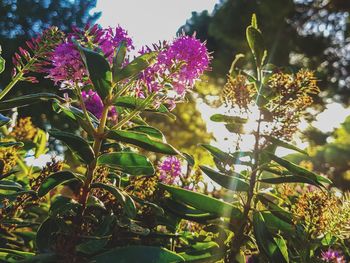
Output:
[[0, 72, 23, 100], [110, 94, 154, 130], [79, 103, 109, 209], [0, 58, 36, 100], [75, 87, 96, 134], [227, 114, 263, 261]]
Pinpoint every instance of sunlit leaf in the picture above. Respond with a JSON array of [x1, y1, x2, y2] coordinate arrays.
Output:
[[200, 165, 249, 191], [97, 152, 154, 175], [49, 130, 95, 164], [37, 171, 82, 197], [159, 183, 242, 219]]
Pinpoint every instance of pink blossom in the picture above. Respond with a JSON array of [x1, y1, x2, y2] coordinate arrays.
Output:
[[138, 35, 210, 98], [81, 89, 117, 121], [321, 249, 346, 263], [47, 42, 87, 87], [158, 156, 182, 184]]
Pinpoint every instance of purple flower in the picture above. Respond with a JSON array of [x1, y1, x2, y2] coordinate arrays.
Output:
[[321, 249, 345, 263], [138, 35, 210, 99], [81, 89, 118, 121], [158, 156, 182, 184], [48, 25, 133, 88], [96, 26, 134, 63], [47, 42, 87, 87]]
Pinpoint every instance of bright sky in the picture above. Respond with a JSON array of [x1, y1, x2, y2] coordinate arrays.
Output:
[[94, 0, 218, 49]]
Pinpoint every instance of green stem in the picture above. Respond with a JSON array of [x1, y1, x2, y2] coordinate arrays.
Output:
[[79, 104, 109, 207], [0, 72, 23, 101], [0, 57, 37, 101], [75, 87, 96, 134], [111, 94, 155, 130]]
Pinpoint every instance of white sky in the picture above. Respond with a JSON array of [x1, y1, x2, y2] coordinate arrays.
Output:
[[94, 0, 218, 49]]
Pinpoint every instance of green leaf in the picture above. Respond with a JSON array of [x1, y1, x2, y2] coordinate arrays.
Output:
[[265, 152, 332, 186], [0, 54, 5, 74], [114, 96, 170, 114], [261, 211, 294, 233], [77, 45, 112, 100], [251, 13, 258, 29], [113, 41, 127, 79], [260, 175, 318, 185], [91, 183, 136, 218], [163, 198, 218, 222], [97, 152, 154, 176], [0, 180, 24, 191], [159, 183, 242, 219], [0, 113, 10, 127], [201, 144, 236, 165], [128, 125, 164, 140], [0, 248, 34, 262], [76, 215, 115, 255], [253, 212, 289, 263], [37, 171, 81, 197], [225, 123, 244, 134], [210, 114, 247, 124], [0, 141, 23, 148], [92, 246, 184, 263], [246, 25, 267, 67], [179, 251, 225, 263], [0, 93, 62, 111], [49, 195, 81, 217], [107, 130, 178, 155], [49, 130, 95, 164], [36, 218, 61, 253], [199, 165, 249, 192], [263, 135, 308, 155], [116, 52, 157, 82]]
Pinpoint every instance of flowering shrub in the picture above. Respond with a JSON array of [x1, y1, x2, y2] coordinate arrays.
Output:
[[0, 15, 349, 263]]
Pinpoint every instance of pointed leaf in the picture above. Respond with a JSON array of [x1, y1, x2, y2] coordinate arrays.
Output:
[[77, 45, 112, 100], [159, 183, 242, 219], [210, 114, 247, 124], [49, 130, 95, 164], [97, 152, 154, 175], [107, 130, 178, 155], [114, 96, 170, 114], [0, 93, 62, 111], [201, 144, 236, 165], [253, 212, 289, 263], [91, 182, 136, 218], [128, 125, 164, 140], [265, 152, 332, 185], [200, 165, 249, 191], [263, 135, 308, 155], [246, 26, 267, 66], [116, 52, 157, 82], [37, 171, 81, 197]]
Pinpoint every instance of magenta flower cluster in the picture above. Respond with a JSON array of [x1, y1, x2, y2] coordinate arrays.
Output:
[[139, 35, 210, 97], [81, 89, 117, 121], [47, 25, 133, 87], [47, 42, 87, 87], [321, 249, 345, 263], [158, 156, 182, 184]]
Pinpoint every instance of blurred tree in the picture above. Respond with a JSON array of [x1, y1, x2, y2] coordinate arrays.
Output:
[[179, 0, 350, 105], [0, 0, 100, 129], [287, 115, 350, 190]]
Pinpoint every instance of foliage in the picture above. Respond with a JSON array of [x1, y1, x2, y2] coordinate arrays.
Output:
[[0, 13, 349, 263]]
